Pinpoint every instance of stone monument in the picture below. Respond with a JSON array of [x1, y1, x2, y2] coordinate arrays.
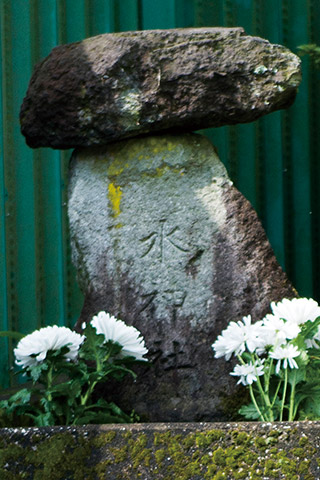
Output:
[[20, 28, 300, 421]]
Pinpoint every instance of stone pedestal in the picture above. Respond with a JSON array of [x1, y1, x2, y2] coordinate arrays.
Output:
[[68, 133, 295, 421], [1, 422, 319, 478]]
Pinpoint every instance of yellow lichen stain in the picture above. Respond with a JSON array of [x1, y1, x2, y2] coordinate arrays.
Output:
[[167, 141, 176, 151], [141, 165, 184, 178], [156, 166, 167, 177], [138, 154, 150, 161], [159, 166, 182, 177], [108, 183, 122, 218], [107, 158, 125, 176]]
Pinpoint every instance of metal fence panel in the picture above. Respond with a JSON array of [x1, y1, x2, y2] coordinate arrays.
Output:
[[0, 0, 319, 387]]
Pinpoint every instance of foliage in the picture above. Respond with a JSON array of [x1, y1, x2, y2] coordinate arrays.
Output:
[[212, 297, 320, 421], [298, 44, 320, 68], [0, 314, 148, 426]]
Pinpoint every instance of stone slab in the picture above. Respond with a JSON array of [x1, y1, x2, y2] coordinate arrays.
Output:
[[20, 27, 301, 149], [0, 422, 319, 479], [68, 133, 296, 422]]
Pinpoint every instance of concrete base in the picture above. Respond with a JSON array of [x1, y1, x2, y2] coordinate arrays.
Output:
[[0, 422, 319, 479]]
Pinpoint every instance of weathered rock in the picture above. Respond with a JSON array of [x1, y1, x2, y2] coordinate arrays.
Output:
[[1, 422, 319, 479], [21, 28, 301, 149], [68, 133, 296, 421]]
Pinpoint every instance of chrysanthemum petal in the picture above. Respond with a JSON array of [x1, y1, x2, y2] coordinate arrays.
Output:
[[14, 326, 84, 368], [271, 298, 320, 325], [90, 312, 148, 361], [269, 343, 300, 373], [230, 360, 264, 386], [212, 315, 265, 359]]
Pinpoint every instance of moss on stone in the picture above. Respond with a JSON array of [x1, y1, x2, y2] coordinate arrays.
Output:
[[0, 423, 319, 479], [154, 448, 166, 467], [1, 431, 94, 480], [110, 444, 128, 463], [93, 431, 116, 447], [128, 433, 152, 468]]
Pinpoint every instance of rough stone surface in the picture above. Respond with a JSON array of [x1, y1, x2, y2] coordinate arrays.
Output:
[[68, 133, 296, 422], [20, 27, 301, 149], [0, 422, 319, 479]]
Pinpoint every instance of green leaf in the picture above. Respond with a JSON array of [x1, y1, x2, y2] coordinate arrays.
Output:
[[296, 381, 320, 398], [100, 364, 137, 380], [79, 323, 105, 361], [294, 380, 320, 418], [240, 352, 253, 363], [300, 318, 320, 340], [74, 399, 132, 424], [298, 43, 320, 54], [29, 362, 48, 383], [0, 388, 40, 420], [31, 412, 54, 427], [298, 44, 320, 67], [287, 367, 306, 386], [299, 395, 320, 419], [9, 388, 31, 405], [238, 403, 261, 420], [74, 412, 126, 425], [0, 400, 9, 409], [0, 330, 25, 340], [307, 349, 320, 364], [50, 379, 82, 405], [46, 345, 71, 361], [107, 401, 132, 421]]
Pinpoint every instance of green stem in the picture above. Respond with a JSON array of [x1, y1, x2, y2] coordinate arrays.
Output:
[[80, 344, 115, 408], [249, 384, 266, 421], [46, 365, 53, 402], [280, 367, 288, 421], [288, 369, 297, 421], [237, 354, 274, 421], [237, 354, 247, 366], [264, 358, 273, 394], [271, 379, 282, 408], [251, 355, 274, 421], [292, 401, 300, 420], [255, 375, 274, 421], [80, 380, 98, 407]]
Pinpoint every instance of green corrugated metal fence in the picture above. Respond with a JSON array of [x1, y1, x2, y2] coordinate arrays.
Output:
[[1, 0, 320, 387]]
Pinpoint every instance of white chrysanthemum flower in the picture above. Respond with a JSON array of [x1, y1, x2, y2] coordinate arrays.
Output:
[[260, 314, 301, 348], [305, 323, 320, 349], [14, 326, 85, 368], [305, 329, 320, 349], [212, 315, 265, 360], [269, 344, 301, 374], [230, 360, 264, 386], [305, 338, 320, 349], [90, 311, 148, 361], [271, 298, 320, 326]]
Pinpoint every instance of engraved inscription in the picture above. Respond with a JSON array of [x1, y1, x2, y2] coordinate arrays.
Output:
[[149, 340, 193, 373], [140, 219, 189, 263], [139, 291, 157, 313], [139, 289, 186, 314]]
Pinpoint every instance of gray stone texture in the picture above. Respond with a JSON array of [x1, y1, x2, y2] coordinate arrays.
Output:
[[1, 422, 319, 478], [68, 133, 296, 422], [20, 27, 301, 149]]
